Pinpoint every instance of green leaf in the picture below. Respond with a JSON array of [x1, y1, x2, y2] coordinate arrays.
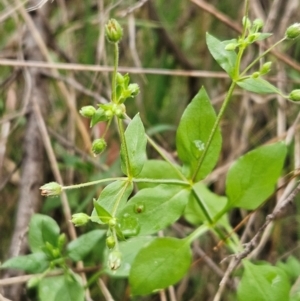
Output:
[[90, 107, 106, 127], [118, 214, 140, 238], [121, 113, 147, 177], [104, 236, 155, 277], [256, 33, 272, 41], [91, 181, 133, 224], [28, 214, 60, 253], [176, 87, 222, 181], [237, 77, 280, 94], [206, 33, 237, 78], [277, 256, 300, 280], [226, 142, 287, 210], [1, 252, 48, 273], [136, 159, 181, 189], [184, 182, 227, 225], [129, 237, 191, 295], [38, 273, 84, 301], [118, 185, 190, 235], [67, 230, 105, 262], [184, 183, 241, 252], [237, 260, 290, 301], [93, 200, 112, 224]]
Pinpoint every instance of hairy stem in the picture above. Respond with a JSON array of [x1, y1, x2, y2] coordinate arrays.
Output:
[[240, 37, 286, 77], [112, 42, 119, 103], [62, 177, 127, 190]]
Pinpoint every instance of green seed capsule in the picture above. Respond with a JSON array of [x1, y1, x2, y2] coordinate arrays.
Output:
[[70, 213, 90, 227], [79, 105, 96, 118], [106, 236, 116, 249], [288, 89, 300, 101], [92, 138, 107, 156], [285, 23, 300, 39]]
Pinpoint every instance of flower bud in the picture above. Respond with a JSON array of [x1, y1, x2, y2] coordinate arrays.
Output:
[[114, 104, 126, 118], [260, 62, 272, 75], [40, 182, 62, 197], [253, 18, 264, 31], [51, 248, 60, 259], [242, 16, 251, 29], [106, 236, 116, 249], [105, 109, 114, 120], [105, 19, 123, 43], [27, 276, 40, 289], [116, 72, 125, 85], [128, 83, 140, 97], [251, 71, 260, 78], [225, 43, 238, 51], [108, 217, 117, 228], [247, 33, 260, 43], [70, 213, 90, 227], [57, 233, 66, 251], [79, 106, 96, 118], [92, 138, 107, 156], [285, 23, 300, 39], [288, 89, 300, 101], [108, 250, 122, 270]]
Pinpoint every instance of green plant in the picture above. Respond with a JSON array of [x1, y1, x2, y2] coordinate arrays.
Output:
[[2, 3, 300, 300]]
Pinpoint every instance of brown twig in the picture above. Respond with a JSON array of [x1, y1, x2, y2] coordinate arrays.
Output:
[[190, 0, 300, 73], [0, 59, 228, 77], [222, 181, 300, 279], [0, 266, 101, 287]]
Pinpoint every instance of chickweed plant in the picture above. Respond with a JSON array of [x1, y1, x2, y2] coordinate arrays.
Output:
[[2, 2, 300, 301]]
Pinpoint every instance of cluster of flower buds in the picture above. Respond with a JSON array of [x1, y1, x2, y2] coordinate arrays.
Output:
[[80, 102, 127, 127], [225, 17, 266, 52], [116, 73, 140, 104], [250, 61, 272, 78]]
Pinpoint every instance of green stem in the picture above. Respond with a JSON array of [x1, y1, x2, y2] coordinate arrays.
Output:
[[240, 37, 286, 77], [103, 118, 112, 138], [133, 178, 190, 186], [192, 81, 236, 182], [62, 177, 127, 191], [186, 218, 237, 251], [112, 43, 119, 103], [146, 134, 188, 182], [85, 269, 104, 288], [243, 0, 250, 37], [117, 118, 131, 177], [234, 44, 246, 80], [212, 206, 228, 224], [191, 186, 213, 224], [112, 180, 130, 216], [186, 224, 209, 244]]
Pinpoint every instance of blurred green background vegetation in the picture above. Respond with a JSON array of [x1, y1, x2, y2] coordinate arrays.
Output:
[[1, 0, 300, 300]]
